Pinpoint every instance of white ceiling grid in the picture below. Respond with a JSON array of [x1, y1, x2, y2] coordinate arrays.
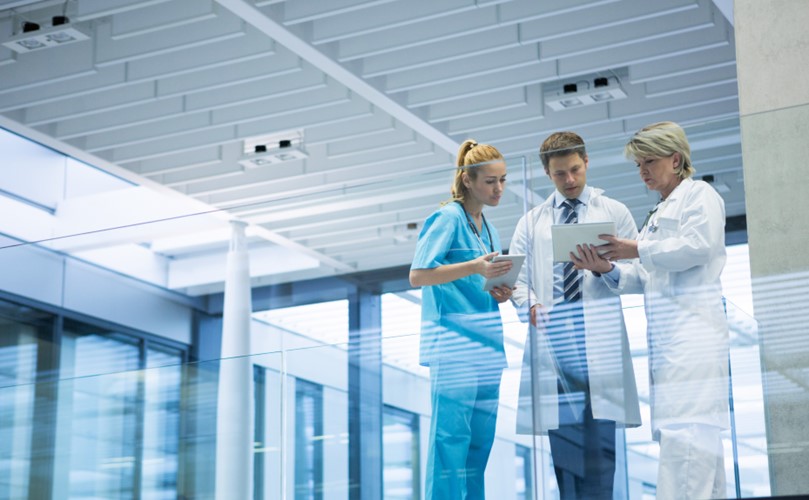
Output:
[[0, 0, 742, 291]]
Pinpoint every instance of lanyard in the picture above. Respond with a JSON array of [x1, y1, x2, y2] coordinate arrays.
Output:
[[457, 201, 494, 253], [640, 198, 670, 237]]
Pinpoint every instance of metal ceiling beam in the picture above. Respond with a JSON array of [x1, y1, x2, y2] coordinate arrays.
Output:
[[214, 0, 459, 155]]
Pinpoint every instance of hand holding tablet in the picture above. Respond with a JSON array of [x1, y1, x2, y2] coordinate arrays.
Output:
[[482, 254, 526, 291], [551, 222, 616, 262]]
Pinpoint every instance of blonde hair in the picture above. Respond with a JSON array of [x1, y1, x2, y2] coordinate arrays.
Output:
[[624, 121, 695, 179], [447, 139, 504, 204]]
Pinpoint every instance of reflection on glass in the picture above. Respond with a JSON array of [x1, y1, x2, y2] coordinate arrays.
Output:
[[295, 379, 324, 500], [141, 346, 183, 499], [515, 444, 533, 500], [383, 405, 420, 500], [254, 365, 266, 500], [57, 325, 141, 499], [256, 300, 349, 348], [0, 302, 49, 500]]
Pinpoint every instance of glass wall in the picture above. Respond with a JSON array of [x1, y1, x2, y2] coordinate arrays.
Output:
[[295, 379, 324, 500], [515, 445, 533, 500], [383, 405, 420, 500], [0, 107, 788, 500], [0, 300, 51, 500], [0, 308, 187, 500]]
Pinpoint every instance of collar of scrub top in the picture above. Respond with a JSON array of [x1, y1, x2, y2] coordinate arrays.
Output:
[[456, 200, 494, 253]]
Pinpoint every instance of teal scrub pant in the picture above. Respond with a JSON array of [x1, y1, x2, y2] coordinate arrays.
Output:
[[425, 358, 503, 500]]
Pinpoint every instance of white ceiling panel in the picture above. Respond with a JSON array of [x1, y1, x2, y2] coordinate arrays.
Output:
[[0, 0, 745, 290]]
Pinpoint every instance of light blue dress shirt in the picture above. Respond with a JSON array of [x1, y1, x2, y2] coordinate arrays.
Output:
[[551, 186, 592, 305]]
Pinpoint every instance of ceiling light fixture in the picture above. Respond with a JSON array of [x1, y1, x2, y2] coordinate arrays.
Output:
[[545, 75, 627, 111], [393, 222, 420, 243], [3, 17, 89, 54], [701, 174, 731, 193], [239, 129, 308, 169]]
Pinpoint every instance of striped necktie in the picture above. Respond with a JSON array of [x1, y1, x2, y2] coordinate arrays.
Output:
[[562, 199, 582, 302]]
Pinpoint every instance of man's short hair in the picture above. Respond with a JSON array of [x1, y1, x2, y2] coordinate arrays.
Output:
[[539, 131, 587, 170]]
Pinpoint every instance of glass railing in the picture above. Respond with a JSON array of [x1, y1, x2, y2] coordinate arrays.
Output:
[[0, 116, 796, 499], [0, 298, 767, 499]]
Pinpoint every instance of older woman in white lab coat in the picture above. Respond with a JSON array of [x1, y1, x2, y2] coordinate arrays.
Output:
[[573, 121, 730, 500]]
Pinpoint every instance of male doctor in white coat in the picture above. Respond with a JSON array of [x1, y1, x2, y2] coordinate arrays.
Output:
[[572, 121, 730, 500], [510, 131, 641, 500]]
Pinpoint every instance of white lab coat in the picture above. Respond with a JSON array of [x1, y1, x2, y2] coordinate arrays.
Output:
[[607, 178, 730, 439], [511, 187, 641, 434]]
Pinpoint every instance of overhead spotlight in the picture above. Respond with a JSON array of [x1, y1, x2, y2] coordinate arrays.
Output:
[[393, 222, 420, 243], [545, 75, 627, 111], [3, 19, 89, 53], [701, 174, 731, 193], [239, 129, 307, 169]]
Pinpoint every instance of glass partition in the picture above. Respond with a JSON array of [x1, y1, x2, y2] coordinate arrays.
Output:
[[0, 116, 787, 499], [0, 294, 766, 499]]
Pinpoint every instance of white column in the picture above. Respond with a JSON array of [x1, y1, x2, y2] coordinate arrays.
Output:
[[215, 221, 254, 499], [735, 1, 809, 494]]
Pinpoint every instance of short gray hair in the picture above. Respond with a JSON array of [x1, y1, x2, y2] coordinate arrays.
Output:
[[624, 121, 695, 179]]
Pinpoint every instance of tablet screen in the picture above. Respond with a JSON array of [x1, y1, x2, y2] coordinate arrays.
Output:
[[551, 222, 616, 262], [482, 254, 526, 291]]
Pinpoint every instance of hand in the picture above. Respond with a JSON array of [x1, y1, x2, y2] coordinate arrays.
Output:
[[570, 244, 613, 273], [595, 234, 639, 261], [529, 303, 549, 328], [489, 285, 515, 304], [475, 252, 512, 279]]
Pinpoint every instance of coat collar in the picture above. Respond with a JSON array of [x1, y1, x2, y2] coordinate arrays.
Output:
[[540, 185, 604, 210], [661, 177, 694, 203]]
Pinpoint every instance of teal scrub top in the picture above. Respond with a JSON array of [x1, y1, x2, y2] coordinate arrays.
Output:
[[410, 202, 507, 369]]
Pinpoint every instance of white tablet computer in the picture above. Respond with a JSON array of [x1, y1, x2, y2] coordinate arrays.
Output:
[[551, 222, 616, 262], [482, 254, 526, 291]]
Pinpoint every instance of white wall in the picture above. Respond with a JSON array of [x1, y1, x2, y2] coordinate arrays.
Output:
[[0, 234, 194, 343]]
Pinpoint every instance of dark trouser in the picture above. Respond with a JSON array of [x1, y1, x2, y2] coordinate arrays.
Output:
[[549, 401, 616, 500], [546, 303, 617, 500]]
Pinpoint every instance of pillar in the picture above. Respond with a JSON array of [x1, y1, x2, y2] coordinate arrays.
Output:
[[215, 221, 254, 499], [734, 1, 809, 494]]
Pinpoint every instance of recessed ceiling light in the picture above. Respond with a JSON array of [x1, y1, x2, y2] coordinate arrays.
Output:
[[544, 72, 629, 112], [239, 129, 307, 168], [3, 23, 89, 54]]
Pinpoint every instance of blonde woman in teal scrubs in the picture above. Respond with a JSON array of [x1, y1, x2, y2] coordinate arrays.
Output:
[[410, 139, 513, 500]]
